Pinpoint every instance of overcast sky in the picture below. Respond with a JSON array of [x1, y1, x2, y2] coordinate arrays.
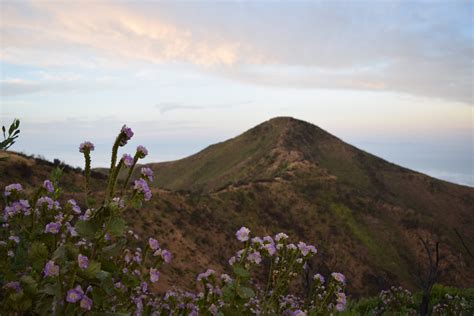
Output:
[[1, 0, 472, 186]]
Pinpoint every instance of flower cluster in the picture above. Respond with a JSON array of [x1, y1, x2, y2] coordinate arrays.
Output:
[[4, 183, 22, 197], [178, 227, 347, 315], [432, 293, 471, 315], [120, 125, 134, 146], [373, 286, 417, 315], [141, 167, 154, 182], [122, 153, 134, 167], [79, 141, 95, 153], [133, 178, 152, 202], [0, 124, 349, 315], [136, 145, 148, 159]]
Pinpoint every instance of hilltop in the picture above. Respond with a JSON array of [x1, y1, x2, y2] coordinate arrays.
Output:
[[1, 117, 473, 296]]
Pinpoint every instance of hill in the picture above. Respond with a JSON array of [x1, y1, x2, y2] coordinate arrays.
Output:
[[1, 117, 473, 297]]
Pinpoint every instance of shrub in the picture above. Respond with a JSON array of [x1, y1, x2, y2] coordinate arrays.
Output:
[[1, 125, 347, 315]]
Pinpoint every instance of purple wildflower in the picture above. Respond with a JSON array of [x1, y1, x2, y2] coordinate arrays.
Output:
[[45, 222, 61, 234], [67, 199, 81, 214], [287, 243, 297, 250], [4, 183, 23, 197], [247, 251, 262, 264], [313, 273, 325, 283], [150, 268, 160, 283], [196, 269, 215, 282], [78, 254, 90, 269], [298, 241, 316, 256], [66, 285, 84, 303], [112, 197, 125, 209], [36, 196, 60, 210], [80, 295, 93, 310], [161, 249, 172, 263], [148, 237, 159, 250], [221, 274, 232, 283], [263, 236, 274, 243], [133, 179, 152, 201], [64, 222, 78, 237], [122, 154, 134, 167], [275, 232, 289, 242], [141, 167, 154, 181], [336, 292, 347, 311], [44, 260, 60, 277], [236, 227, 250, 242], [43, 180, 54, 193], [79, 209, 92, 221], [120, 125, 134, 146], [3, 200, 30, 220], [141, 281, 148, 293], [136, 145, 148, 158], [4, 281, 22, 293], [264, 243, 276, 256], [8, 235, 20, 243], [79, 141, 95, 153], [133, 296, 144, 314], [331, 272, 346, 284]]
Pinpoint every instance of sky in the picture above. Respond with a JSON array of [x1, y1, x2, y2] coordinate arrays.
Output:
[[0, 0, 473, 186]]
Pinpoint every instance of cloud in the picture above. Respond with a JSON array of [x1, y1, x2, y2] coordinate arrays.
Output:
[[0, 71, 122, 96], [156, 100, 253, 114], [0, 79, 43, 96], [156, 103, 204, 114], [1, 1, 472, 103], [0, 1, 252, 67]]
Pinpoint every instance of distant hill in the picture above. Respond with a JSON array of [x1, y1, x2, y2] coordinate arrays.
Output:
[[1, 117, 473, 296]]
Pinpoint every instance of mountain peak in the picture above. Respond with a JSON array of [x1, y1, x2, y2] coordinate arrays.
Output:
[[150, 117, 468, 194], [150, 117, 355, 192], [257, 116, 320, 131]]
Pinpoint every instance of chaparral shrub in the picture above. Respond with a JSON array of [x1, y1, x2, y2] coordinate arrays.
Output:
[[0, 124, 348, 315]]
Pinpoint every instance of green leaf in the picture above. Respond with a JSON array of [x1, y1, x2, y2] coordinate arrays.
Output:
[[34, 295, 54, 315], [108, 217, 126, 237], [20, 275, 38, 295], [102, 239, 126, 258], [97, 270, 111, 281], [81, 261, 101, 279], [222, 283, 235, 302], [75, 221, 97, 239], [237, 286, 255, 299], [29, 241, 48, 271], [65, 303, 77, 316], [131, 196, 142, 209], [219, 306, 242, 316], [53, 244, 67, 261], [9, 291, 24, 302], [41, 283, 59, 296], [65, 242, 79, 259], [29, 241, 48, 260], [232, 264, 250, 279]]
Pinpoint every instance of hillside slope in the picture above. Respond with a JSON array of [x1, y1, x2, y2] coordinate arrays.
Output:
[[1, 117, 473, 296], [145, 117, 474, 294]]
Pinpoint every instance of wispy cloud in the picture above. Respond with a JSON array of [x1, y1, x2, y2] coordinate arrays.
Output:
[[0, 1, 472, 103], [156, 101, 253, 114], [0, 1, 251, 67]]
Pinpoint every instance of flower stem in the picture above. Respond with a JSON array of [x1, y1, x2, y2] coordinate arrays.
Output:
[[121, 156, 138, 194]]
